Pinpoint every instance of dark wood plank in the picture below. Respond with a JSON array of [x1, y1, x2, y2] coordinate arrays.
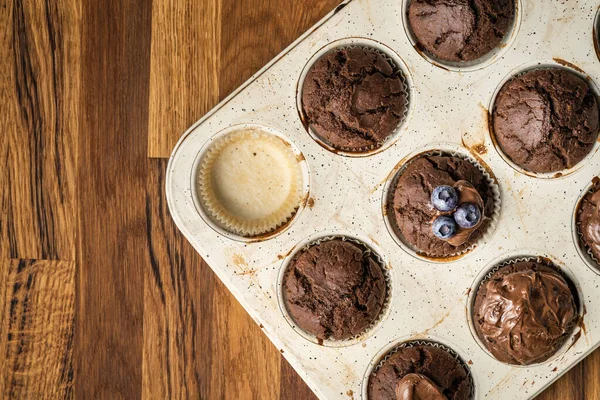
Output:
[[280, 358, 318, 400], [75, 0, 152, 397], [143, 159, 281, 399], [0, 259, 75, 399], [1, 0, 79, 261]]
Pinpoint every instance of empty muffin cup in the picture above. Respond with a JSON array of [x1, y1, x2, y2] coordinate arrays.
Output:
[[279, 235, 391, 346], [195, 127, 305, 238], [299, 39, 411, 155]]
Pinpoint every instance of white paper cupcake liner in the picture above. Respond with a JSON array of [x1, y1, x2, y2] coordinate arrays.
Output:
[[301, 44, 411, 154], [197, 129, 304, 237], [369, 340, 475, 399], [387, 148, 501, 260], [280, 235, 392, 346]]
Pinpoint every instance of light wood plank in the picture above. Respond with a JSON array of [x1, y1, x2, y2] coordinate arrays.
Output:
[[143, 159, 281, 399], [0, 259, 75, 399], [147, 0, 221, 158], [1, 0, 80, 261]]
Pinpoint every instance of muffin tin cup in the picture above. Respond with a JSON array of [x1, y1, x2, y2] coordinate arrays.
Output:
[[362, 337, 476, 400], [488, 61, 600, 180], [382, 144, 502, 263], [190, 123, 311, 243], [296, 38, 413, 157], [466, 253, 585, 368], [401, 0, 523, 72], [166, 1, 600, 398], [573, 178, 600, 275], [276, 233, 393, 348]]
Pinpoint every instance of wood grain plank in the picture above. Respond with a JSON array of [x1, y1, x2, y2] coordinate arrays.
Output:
[[216, 2, 340, 397], [75, 0, 152, 397], [218, 0, 341, 98], [280, 358, 318, 400], [1, 0, 80, 261], [583, 348, 600, 400], [0, 259, 75, 399], [143, 159, 280, 399], [147, 0, 221, 158]]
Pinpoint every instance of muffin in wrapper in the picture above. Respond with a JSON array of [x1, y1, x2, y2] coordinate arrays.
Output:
[[197, 129, 303, 237], [471, 256, 581, 366], [280, 236, 391, 346], [367, 340, 474, 400], [386, 149, 501, 260], [300, 45, 410, 154]]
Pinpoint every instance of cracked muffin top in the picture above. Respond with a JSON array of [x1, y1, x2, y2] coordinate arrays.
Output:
[[282, 239, 386, 341], [408, 0, 515, 63], [368, 344, 473, 400], [391, 155, 495, 258], [493, 68, 599, 174], [301, 47, 407, 152]]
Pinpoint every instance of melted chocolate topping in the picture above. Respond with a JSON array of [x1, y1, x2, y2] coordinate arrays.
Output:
[[395, 374, 447, 400], [475, 265, 577, 365]]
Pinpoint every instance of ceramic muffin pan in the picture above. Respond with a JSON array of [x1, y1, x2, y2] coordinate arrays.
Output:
[[166, 0, 600, 398]]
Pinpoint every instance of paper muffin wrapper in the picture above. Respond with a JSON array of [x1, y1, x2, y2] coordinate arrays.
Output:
[[197, 129, 304, 237], [282, 235, 392, 345], [473, 256, 581, 366], [491, 65, 599, 178], [575, 181, 600, 269], [303, 45, 411, 154], [388, 148, 501, 260], [369, 340, 475, 399]]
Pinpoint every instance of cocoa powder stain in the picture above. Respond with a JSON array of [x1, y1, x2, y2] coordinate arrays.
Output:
[[472, 143, 487, 155], [468, 360, 473, 365], [554, 172, 563, 178], [552, 367, 558, 372], [346, 390, 354, 398], [553, 58, 585, 74], [307, 197, 315, 209]]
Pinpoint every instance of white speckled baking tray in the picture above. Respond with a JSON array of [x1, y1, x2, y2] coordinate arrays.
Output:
[[166, 0, 600, 398]]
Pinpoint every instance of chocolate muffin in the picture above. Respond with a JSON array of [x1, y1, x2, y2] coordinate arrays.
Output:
[[407, 0, 515, 63], [473, 260, 578, 365], [368, 343, 473, 400], [493, 68, 599, 173], [577, 177, 600, 263], [390, 155, 495, 258], [282, 239, 386, 341], [301, 47, 407, 152]]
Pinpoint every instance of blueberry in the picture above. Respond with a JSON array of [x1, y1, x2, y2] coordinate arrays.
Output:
[[454, 203, 482, 229], [432, 216, 458, 240], [431, 186, 459, 212]]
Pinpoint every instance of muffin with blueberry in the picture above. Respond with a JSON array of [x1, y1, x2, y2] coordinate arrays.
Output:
[[390, 154, 495, 258], [368, 343, 473, 400]]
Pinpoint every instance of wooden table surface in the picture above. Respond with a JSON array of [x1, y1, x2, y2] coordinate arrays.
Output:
[[1, 0, 599, 398]]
